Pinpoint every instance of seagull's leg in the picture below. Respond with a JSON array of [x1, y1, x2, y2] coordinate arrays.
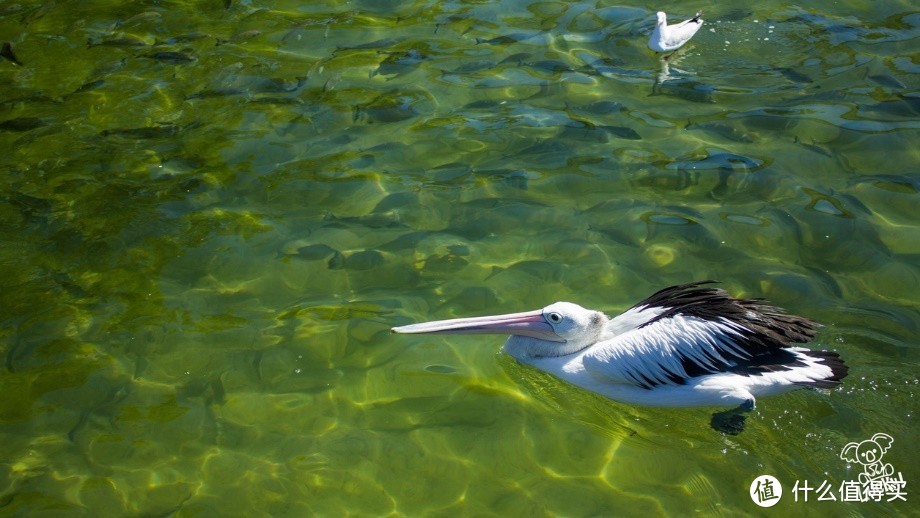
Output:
[[710, 399, 755, 435], [664, 45, 691, 64]]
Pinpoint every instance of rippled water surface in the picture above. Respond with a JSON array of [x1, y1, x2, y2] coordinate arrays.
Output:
[[2, 0, 918, 515]]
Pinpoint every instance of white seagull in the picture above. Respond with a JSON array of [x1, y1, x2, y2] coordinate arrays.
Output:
[[648, 11, 704, 54], [392, 281, 848, 434]]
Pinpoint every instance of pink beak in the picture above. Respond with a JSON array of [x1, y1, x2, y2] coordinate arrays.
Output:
[[392, 309, 565, 342]]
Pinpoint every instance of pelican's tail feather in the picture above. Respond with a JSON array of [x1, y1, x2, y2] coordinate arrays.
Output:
[[796, 350, 849, 388]]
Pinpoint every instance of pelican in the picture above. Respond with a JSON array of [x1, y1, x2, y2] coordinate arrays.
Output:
[[392, 281, 848, 434], [648, 11, 704, 55]]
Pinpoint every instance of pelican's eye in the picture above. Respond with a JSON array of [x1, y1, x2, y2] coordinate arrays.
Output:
[[546, 312, 564, 324]]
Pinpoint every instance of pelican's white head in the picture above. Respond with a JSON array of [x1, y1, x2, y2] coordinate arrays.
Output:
[[391, 302, 609, 360], [656, 11, 667, 27], [518, 302, 608, 357]]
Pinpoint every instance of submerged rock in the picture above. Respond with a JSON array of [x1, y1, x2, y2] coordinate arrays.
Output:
[[0, 117, 48, 132], [295, 244, 339, 261], [328, 250, 386, 271], [686, 121, 756, 143], [145, 50, 197, 63], [1, 42, 23, 66]]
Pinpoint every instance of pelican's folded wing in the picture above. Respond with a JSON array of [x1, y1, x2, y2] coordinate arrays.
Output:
[[581, 282, 819, 389], [582, 315, 757, 388]]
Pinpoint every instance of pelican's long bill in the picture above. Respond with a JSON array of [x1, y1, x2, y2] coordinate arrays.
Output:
[[391, 309, 566, 343]]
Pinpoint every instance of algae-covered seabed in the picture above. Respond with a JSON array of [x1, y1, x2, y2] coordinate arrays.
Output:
[[1, 0, 918, 516]]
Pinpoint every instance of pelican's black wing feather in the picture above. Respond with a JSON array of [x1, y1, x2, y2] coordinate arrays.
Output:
[[584, 281, 833, 388], [633, 280, 818, 353]]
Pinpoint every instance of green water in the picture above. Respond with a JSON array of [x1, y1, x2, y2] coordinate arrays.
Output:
[[1, 0, 918, 515]]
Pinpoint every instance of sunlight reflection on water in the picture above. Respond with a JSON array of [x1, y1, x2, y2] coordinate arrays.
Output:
[[0, 0, 918, 515]]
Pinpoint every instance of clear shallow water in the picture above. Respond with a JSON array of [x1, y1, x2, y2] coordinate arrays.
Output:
[[1, 0, 918, 515]]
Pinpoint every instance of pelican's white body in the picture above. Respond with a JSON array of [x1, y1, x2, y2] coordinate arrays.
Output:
[[521, 356, 811, 407], [648, 11, 703, 53], [502, 306, 836, 408]]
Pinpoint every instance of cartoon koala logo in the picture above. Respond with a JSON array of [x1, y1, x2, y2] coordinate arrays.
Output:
[[840, 433, 895, 485]]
